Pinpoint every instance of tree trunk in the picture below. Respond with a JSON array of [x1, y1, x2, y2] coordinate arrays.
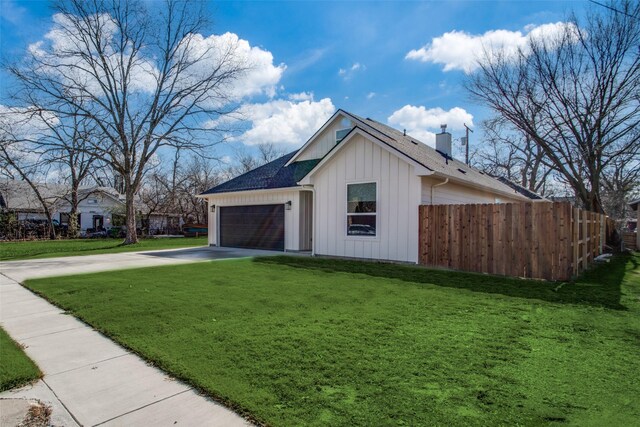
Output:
[[125, 188, 139, 244], [44, 209, 56, 240], [68, 208, 79, 238], [68, 189, 79, 238]]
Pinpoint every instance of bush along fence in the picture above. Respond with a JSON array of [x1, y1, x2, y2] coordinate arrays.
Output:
[[418, 202, 613, 281]]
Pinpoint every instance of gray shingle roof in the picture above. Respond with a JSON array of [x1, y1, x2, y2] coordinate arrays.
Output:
[[340, 110, 530, 198], [202, 109, 540, 200], [0, 179, 122, 211], [201, 153, 320, 195], [494, 176, 544, 200]]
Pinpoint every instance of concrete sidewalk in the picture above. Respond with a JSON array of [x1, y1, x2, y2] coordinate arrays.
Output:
[[0, 245, 286, 282], [0, 251, 254, 426]]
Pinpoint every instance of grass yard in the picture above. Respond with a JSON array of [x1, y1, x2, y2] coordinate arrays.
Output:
[[0, 327, 41, 391], [24, 254, 640, 426], [0, 236, 207, 261]]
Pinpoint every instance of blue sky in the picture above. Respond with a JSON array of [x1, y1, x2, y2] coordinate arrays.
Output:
[[1, 0, 583, 161]]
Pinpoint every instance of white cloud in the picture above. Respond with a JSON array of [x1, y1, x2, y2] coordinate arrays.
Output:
[[181, 32, 285, 99], [286, 47, 328, 75], [0, 105, 60, 173], [406, 22, 575, 73], [237, 98, 335, 146], [288, 91, 314, 102], [28, 13, 156, 94], [338, 62, 365, 79], [29, 15, 285, 101], [0, 105, 59, 141], [387, 105, 473, 146], [1, 0, 27, 25], [366, 92, 376, 100]]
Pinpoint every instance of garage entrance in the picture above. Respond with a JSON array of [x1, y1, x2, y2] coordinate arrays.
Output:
[[219, 204, 285, 251]]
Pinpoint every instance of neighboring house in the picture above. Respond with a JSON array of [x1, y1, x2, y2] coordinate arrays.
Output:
[[199, 109, 542, 263], [0, 180, 181, 235]]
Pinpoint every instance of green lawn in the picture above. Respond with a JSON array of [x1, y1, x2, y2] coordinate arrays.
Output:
[[0, 236, 207, 261], [0, 327, 41, 391], [23, 254, 640, 426]]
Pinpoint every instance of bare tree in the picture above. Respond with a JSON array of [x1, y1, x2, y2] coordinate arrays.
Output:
[[139, 151, 222, 228], [475, 116, 555, 196], [138, 171, 172, 233], [178, 156, 222, 223], [8, 0, 247, 243], [0, 109, 61, 239], [466, 0, 640, 213], [35, 107, 101, 237], [601, 148, 640, 221], [226, 142, 286, 178]]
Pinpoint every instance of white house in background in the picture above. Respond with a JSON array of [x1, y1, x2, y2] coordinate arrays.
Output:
[[199, 109, 543, 263], [0, 180, 181, 235]]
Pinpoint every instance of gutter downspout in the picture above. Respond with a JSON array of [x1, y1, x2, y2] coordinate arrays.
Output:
[[431, 178, 449, 204], [302, 185, 316, 256]]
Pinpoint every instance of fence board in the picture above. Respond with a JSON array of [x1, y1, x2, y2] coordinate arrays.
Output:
[[418, 202, 608, 281]]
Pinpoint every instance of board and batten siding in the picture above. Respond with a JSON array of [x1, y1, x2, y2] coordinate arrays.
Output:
[[299, 191, 313, 251], [295, 118, 355, 162], [310, 134, 422, 263], [421, 176, 521, 205], [205, 189, 303, 251]]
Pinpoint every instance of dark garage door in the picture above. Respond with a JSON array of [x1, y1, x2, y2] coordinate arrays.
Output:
[[219, 204, 285, 251]]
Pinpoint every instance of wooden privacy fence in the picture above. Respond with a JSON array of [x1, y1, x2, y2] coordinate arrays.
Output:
[[418, 202, 609, 281], [622, 232, 638, 250]]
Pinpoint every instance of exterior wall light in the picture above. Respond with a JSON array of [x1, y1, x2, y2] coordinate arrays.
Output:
[[285, 201, 292, 210], [210, 204, 216, 212]]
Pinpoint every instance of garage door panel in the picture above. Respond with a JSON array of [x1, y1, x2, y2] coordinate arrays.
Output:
[[220, 205, 284, 251]]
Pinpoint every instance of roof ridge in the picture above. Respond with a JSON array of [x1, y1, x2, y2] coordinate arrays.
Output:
[[339, 110, 399, 143]]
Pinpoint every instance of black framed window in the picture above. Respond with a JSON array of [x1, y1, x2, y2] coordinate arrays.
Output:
[[347, 182, 376, 236]]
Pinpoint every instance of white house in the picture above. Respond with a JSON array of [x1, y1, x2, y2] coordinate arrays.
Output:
[[199, 109, 541, 263], [0, 180, 181, 235]]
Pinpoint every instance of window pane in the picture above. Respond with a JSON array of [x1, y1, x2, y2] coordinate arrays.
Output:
[[336, 128, 351, 142], [347, 215, 376, 236], [347, 183, 376, 213]]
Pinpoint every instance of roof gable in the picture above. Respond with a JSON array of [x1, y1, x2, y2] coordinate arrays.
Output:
[[285, 110, 355, 165], [202, 109, 539, 201], [327, 111, 532, 200]]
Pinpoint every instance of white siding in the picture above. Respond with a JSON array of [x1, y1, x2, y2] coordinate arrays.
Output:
[[204, 189, 302, 251], [17, 212, 47, 221], [299, 191, 313, 251], [52, 194, 122, 232], [310, 135, 422, 263], [421, 176, 521, 205], [296, 117, 355, 161]]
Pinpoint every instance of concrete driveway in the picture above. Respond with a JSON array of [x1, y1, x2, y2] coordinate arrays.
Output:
[[1, 245, 285, 282], [0, 245, 287, 427]]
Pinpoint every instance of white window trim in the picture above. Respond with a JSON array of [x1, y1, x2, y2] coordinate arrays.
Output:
[[345, 180, 379, 240]]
